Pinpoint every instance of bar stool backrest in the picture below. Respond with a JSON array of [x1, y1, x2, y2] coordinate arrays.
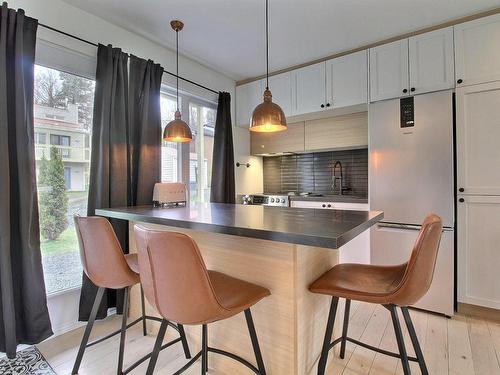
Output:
[[74, 216, 138, 289], [391, 214, 443, 306], [134, 225, 228, 325]]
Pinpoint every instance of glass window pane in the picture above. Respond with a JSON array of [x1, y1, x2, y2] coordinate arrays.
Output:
[[34, 65, 95, 295], [161, 93, 180, 183], [189, 102, 216, 203]]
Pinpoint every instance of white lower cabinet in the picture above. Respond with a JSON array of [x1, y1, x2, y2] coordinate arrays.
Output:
[[458, 195, 500, 310], [290, 200, 370, 264]]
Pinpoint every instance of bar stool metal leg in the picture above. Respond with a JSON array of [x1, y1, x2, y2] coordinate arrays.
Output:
[[146, 319, 168, 375], [72, 287, 105, 374], [201, 324, 208, 374], [339, 299, 351, 359], [388, 304, 411, 375], [317, 296, 339, 375], [178, 324, 191, 359], [140, 285, 147, 336], [401, 307, 428, 375], [244, 309, 267, 375], [117, 287, 129, 375]]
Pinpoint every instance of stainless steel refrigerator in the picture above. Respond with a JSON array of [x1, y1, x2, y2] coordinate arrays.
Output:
[[369, 90, 455, 316]]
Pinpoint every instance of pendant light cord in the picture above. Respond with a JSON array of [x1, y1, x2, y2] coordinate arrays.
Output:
[[176, 29, 180, 111], [265, 0, 269, 90]]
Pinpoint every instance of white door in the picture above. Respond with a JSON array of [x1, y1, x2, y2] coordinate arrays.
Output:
[[456, 81, 500, 195], [369, 39, 409, 102], [371, 223, 454, 316], [457, 195, 500, 309], [292, 62, 326, 115], [326, 50, 368, 109], [455, 13, 500, 87], [236, 79, 263, 126], [409, 27, 454, 94], [268, 72, 292, 117]]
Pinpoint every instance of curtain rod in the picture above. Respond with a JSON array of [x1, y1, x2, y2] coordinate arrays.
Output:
[[38, 22, 220, 95]]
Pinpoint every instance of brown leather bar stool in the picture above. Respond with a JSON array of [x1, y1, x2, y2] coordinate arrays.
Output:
[[310, 214, 443, 375], [72, 216, 191, 375], [134, 225, 271, 375]]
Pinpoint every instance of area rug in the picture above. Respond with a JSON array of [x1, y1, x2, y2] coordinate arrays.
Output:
[[0, 346, 56, 375]]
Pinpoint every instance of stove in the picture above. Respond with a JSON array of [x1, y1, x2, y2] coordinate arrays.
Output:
[[241, 194, 289, 207]]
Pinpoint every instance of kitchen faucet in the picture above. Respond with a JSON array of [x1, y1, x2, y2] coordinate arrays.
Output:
[[332, 161, 343, 195]]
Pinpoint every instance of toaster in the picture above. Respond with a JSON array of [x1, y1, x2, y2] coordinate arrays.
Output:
[[152, 183, 187, 207]]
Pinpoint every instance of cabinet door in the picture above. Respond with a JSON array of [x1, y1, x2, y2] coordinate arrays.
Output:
[[268, 72, 292, 117], [251, 121, 304, 155], [458, 195, 500, 309], [455, 13, 500, 87], [409, 27, 454, 94], [292, 62, 326, 115], [456, 81, 500, 195], [305, 112, 368, 151], [236, 79, 263, 126], [369, 39, 409, 102], [326, 50, 368, 109]]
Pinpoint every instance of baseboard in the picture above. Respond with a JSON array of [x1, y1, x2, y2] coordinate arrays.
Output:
[[457, 302, 500, 322]]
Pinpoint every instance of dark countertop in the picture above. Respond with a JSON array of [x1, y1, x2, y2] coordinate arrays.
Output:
[[289, 195, 368, 204], [96, 203, 383, 249]]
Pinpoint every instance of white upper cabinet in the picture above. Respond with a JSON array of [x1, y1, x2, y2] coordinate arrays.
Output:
[[268, 72, 292, 117], [455, 14, 500, 87], [369, 39, 409, 102], [456, 81, 500, 196], [409, 27, 454, 94], [235, 79, 263, 126], [326, 50, 368, 108], [291, 62, 326, 115]]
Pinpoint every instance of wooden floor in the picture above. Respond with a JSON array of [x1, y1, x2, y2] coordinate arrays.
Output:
[[38, 300, 500, 375]]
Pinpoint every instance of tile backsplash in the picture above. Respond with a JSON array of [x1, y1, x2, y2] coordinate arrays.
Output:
[[263, 148, 368, 197]]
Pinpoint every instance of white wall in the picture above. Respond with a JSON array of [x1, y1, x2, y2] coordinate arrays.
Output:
[[11, 0, 258, 197], [233, 126, 264, 195]]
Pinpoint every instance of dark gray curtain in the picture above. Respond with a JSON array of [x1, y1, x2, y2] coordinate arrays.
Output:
[[0, 3, 53, 358], [129, 55, 163, 206], [79, 47, 164, 321], [80, 44, 130, 321], [210, 92, 235, 203]]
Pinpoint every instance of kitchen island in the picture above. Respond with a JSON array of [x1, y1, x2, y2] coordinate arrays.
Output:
[[96, 203, 383, 375]]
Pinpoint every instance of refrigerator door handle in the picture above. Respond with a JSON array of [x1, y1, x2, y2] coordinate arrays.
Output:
[[377, 222, 454, 232], [376, 222, 421, 231]]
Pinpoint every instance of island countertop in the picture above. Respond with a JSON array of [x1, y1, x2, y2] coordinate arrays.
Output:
[[96, 203, 383, 249]]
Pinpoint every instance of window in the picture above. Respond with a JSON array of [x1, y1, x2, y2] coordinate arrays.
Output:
[[160, 93, 180, 183], [35, 132, 46, 144], [50, 134, 71, 146], [159, 87, 217, 201], [189, 102, 216, 203], [34, 64, 95, 295]]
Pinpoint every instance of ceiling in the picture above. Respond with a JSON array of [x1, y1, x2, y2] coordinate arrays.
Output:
[[61, 0, 500, 81]]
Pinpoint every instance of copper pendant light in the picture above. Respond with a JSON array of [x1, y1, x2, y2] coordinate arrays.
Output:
[[163, 20, 193, 142], [250, 0, 287, 133]]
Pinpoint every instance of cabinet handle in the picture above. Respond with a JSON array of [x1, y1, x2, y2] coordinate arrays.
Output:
[[410, 87, 416, 92], [457, 79, 463, 84], [322, 204, 326, 208], [326, 103, 331, 107], [402, 89, 408, 93], [320, 104, 325, 108], [327, 204, 331, 208], [459, 188, 464, 192], [459, 198, 465, 203]]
